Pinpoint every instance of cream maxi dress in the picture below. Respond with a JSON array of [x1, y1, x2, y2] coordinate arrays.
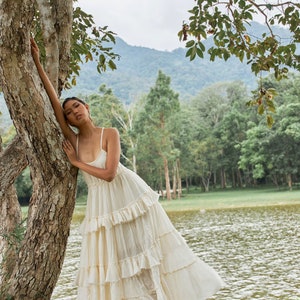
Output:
[[75, 128, 224, 299]]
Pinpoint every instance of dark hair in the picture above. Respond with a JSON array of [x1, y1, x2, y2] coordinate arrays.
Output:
[[62, 97, 86, 109]]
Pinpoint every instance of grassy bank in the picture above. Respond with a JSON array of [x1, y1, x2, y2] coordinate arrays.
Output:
[[74, 187, 300, 219], [159, 187, 300, 212]]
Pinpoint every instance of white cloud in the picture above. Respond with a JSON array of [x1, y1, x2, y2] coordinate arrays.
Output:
[[76, 0, 195, 51]]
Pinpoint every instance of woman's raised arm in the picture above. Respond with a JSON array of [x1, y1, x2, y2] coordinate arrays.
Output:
[[30, 38, 75, 141]]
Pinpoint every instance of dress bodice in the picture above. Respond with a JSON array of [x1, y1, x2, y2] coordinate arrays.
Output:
[[82, 149, 124, 187]]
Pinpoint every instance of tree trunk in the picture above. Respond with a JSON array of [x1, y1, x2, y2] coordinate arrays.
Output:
[[172, 163, 177, 199], [0, 137, 22, 286], [201, 172, 211, 192], [176, 159, 182, 199], [185, 175, 189, 193], [237, 168, 243, 187], [0, 0, 77, 298], [287, 173, 292, 191], [164, 157, 171, 200], [220, 168, 226, 189], [0, 185, 22, 285], [0, 136, 28, 193], [231, 168, 236, 188]]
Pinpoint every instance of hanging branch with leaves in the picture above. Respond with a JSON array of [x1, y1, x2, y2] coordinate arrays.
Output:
[[179, 0, 300, 126]]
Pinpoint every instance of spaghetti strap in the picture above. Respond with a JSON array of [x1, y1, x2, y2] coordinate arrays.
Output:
[[76, 134, 79, 158], [100, 128, 104, 150]]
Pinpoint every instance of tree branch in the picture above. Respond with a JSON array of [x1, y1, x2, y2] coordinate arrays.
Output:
[[0, 135, 28, 194]]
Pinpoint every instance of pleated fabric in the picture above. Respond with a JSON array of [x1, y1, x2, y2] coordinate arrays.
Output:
[[75, 133, 224, 299]]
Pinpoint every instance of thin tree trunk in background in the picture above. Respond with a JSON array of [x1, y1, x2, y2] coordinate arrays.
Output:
[[237, 169, 243, 187], [287, 173, 292, 190], [176, 159, 182, 199], [185, 176, 189, 193], [164, 157, 171, 200], [232, 169, 236, 188], [172, 163, 177, 199]]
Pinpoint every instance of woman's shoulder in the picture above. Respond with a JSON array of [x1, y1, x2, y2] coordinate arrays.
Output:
[[102, 127, 119, 135], [102, 127, 120, 142], [102, 127, 120, 151]]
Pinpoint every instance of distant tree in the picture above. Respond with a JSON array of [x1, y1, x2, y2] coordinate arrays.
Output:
[[238, 73, 300, 188], [239, 123, 271, 185], [267, 103, 300, 189], [87, 85, 138, 170], [88, 85, 125, 127], [135, 71, 180, 200], [190, 136, 221, 192], [214, 82, 250, 188]]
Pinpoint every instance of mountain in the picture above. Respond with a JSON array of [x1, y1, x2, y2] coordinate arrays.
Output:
[[62, 22, 293, 103], [63, 35, 257, 104]]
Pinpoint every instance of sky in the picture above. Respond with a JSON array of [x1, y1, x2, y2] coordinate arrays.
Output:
[[76, 0, 195, 51]]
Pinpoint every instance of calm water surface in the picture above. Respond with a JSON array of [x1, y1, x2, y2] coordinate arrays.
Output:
[[52, 205, 300, 300]]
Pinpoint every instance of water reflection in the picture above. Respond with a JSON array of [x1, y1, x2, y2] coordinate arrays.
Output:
[[52, 205, 300, 299]]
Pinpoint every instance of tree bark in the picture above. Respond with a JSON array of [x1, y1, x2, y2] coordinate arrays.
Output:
[[0, 136, 28, 193], [0, 137, 22, 286], [287, 173, 292, 191], [176, 159, 182, 198], [164, 157, 171, 200], [0, 0, 77, 298], [172, 163, 177, 199]]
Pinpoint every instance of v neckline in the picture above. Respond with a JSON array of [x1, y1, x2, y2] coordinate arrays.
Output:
[[76, 128, 105, 163]]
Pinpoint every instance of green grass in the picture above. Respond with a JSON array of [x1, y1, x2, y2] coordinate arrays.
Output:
[[159, 187, 300, 212], [21, 187, 300, 223]]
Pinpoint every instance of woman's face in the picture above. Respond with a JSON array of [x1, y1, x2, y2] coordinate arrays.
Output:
[[63, 100, 90, 126]]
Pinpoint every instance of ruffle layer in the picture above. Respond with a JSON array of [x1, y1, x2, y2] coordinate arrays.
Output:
[[80, 188, 159, 232], [76, 230, 199, 285], [77, 255, 223, 300]]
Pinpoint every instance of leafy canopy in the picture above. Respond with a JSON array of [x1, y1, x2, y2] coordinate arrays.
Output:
[[32, 4, 120, 88], [179, 0, 300, 79], [179, 0, 300, 127]]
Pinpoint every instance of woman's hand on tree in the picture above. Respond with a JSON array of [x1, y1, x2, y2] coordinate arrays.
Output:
[[62, 140, 78, 165], [30, 38, 40, 63]]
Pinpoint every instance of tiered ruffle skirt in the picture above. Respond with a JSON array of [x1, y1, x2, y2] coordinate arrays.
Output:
[[76, 165, 224, 299]]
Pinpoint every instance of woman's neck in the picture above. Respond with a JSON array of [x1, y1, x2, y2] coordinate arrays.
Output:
[[77, 122, 98, 138]]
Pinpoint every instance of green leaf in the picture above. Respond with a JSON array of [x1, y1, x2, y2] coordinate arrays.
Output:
[[108, 60, 117, 70], [223, 50, 230, 61], [99, 54, 106, 65], [266, 88, 278, 97], [238, 50, 245, 62], [196, 47, 204, 58], [186, 40, 195, 48], [198, 41, 205, 52], [257, 104, 264, 115], [285, 6, 294, 16], [266, 115, 274, 128], [190, 46, 197, 60], [266, 4, 273, 10]]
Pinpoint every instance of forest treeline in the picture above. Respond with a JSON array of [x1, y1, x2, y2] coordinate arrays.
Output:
[[3, 70, 300, 202]]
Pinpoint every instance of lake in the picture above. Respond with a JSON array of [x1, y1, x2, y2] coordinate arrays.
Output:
[[52, 204, 300, 299]]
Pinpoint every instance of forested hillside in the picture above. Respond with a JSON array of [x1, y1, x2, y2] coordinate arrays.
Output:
[[62, 37, 256, 104], [61, 22, 291, 103]]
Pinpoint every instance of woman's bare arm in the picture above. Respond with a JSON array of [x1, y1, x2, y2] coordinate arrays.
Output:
[[30, 38, 75, 142]]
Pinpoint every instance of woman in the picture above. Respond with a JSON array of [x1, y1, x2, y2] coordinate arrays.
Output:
[[31, 38, 224, 299]]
